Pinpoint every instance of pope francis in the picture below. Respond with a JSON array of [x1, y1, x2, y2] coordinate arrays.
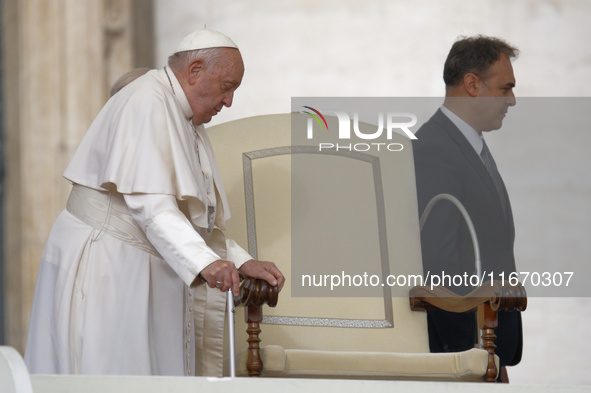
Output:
[[24, 29, 284, 376]]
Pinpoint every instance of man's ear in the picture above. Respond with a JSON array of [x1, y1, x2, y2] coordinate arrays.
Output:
[[463, 73, 481, 97], [186, 59, 205, 85]]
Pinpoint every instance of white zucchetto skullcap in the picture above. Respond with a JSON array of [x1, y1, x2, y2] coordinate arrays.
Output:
[[174, 29, 238, 54]]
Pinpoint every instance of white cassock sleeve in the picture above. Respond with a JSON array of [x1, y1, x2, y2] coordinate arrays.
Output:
[[124, 193, 253, 287], [124, 193, 220, 286], [226, 239, 254, 268]]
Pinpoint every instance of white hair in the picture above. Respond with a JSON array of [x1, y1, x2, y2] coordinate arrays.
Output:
[[167, 48, 226, 73]]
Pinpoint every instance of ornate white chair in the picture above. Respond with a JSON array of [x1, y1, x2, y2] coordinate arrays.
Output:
[[209, 113, 525, 382]]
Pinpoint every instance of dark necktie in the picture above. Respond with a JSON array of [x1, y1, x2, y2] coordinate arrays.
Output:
[[480, 139, 508, 216]]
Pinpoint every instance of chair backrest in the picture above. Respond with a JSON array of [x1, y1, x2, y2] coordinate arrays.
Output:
[[208, 113, 428, 358]]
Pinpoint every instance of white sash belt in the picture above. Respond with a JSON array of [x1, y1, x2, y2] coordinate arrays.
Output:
[[66, 184, 161, 257]]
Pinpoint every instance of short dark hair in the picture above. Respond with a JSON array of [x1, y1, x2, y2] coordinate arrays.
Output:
[[443, 35, 519, 86]]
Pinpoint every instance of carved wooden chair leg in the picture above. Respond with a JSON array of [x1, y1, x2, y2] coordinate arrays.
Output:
[[245, 304, 263, 377], [478, 303, 499, 382], [236, 276, 279, 377]]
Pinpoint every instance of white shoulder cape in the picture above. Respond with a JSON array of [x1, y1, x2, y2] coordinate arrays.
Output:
[[64, 68, 231, 229]]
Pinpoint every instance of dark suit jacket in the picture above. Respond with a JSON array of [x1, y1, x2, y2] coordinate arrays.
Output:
[[413, 109, 522, 366]]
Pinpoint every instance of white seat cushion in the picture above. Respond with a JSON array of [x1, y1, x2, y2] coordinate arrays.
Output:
[[238, 346, 498, 382]]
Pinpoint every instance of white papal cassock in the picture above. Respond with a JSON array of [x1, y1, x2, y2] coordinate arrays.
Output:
[[24, 67, 252, 376]]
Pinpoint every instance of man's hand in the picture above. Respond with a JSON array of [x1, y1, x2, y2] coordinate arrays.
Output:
[[239, 259, 285, 292], [197, 259, 285, 294], [198, 259, 241, 293]]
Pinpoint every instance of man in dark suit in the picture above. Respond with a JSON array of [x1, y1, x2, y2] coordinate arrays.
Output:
[[413, 36, 522, 382]]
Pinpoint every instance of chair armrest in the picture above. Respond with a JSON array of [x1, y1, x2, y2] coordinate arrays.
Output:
[[236, 276, 279, 308], [409, 280, 527, 313]]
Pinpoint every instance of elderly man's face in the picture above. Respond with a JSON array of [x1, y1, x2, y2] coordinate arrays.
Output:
[[188, 48, 244, 125]]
